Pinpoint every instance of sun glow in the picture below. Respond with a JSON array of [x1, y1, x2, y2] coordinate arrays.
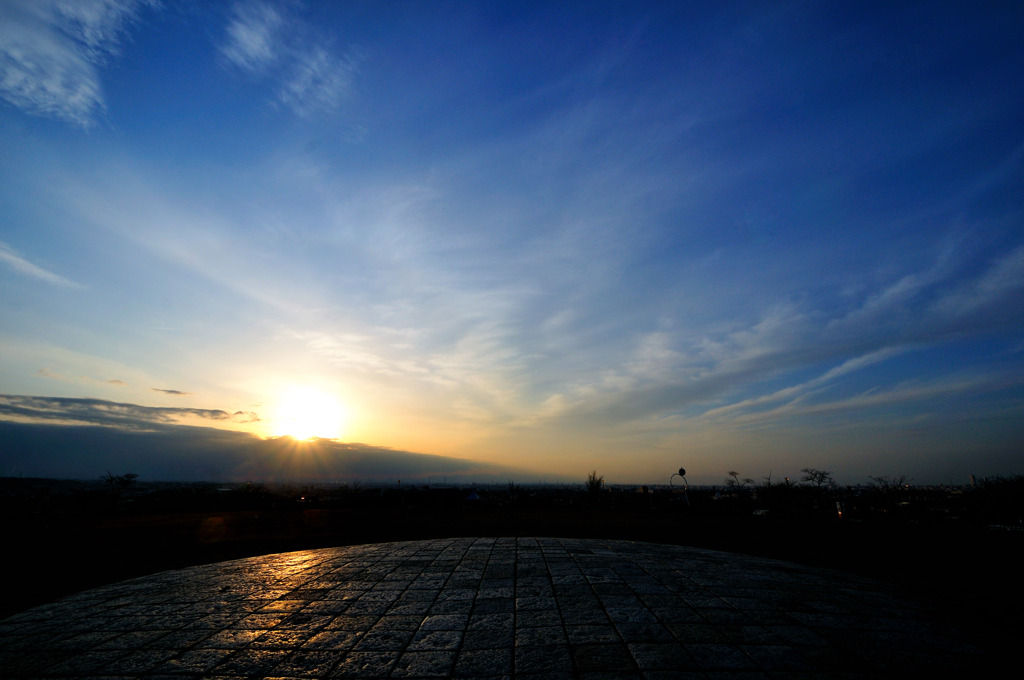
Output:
[[272, 386, 347, 441]]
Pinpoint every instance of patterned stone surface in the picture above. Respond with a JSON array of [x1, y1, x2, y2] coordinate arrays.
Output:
[[0, 537, 987, 677]]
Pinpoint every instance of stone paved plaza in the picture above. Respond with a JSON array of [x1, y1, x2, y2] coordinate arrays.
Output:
[[0, 537, 988, 678]]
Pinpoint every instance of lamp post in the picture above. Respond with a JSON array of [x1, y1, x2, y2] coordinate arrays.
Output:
[[669, 467, 690, 506]]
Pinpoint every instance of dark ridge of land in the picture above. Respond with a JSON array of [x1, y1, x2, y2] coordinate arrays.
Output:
[[2, 477, 1021, 653]]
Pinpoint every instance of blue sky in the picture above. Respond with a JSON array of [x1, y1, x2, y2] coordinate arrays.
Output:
[[1, 0, 1022, 485]]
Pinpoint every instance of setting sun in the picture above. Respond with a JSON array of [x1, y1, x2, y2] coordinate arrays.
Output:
[[272, 387, 347, 441]]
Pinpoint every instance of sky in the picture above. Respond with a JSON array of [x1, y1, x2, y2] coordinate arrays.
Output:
[[1, 0, 1023, 486]]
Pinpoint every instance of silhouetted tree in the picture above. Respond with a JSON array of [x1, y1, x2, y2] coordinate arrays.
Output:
[[725, 471, 754, 489], [103, 471, 138, 497], [972, 475, 1024, 527], [585, 470, 604, 494], [869, 475, 911, 516], [870, 475, 909, 493], [800, 468, 834, 489]]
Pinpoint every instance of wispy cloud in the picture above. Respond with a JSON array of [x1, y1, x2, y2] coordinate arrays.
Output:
[[699, 346, 907, 422], [295, 330, 426, 379], [530, 239, 1024, 434], [0, 240, 81, 287], [931, 244, 1024, 328], [36, 365, 134, 390], [219, 0, 357, 116], [152, 388, 190, 396], [220, 0, 282, 72], [0, 0, 153, 127], [278, 44, 355, 116], [713, 371, 1024, 433]]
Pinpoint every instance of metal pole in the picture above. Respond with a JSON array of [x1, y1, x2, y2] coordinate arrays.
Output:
[[669, 467, 690, 507]]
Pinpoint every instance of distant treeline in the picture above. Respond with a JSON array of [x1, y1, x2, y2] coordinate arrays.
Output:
[[2, 474, 1022, 528]]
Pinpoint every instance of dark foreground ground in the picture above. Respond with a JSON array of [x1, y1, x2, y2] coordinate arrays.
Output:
[[2, 478, 1022, 662]]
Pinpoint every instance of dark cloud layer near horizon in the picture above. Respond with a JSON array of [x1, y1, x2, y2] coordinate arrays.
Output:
[[0, 420, 524, 483], [0, 394, 258, 429], [0, 394, 525, 482]]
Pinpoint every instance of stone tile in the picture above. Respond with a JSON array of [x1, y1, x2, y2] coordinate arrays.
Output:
[[515, 644, 573, 675], [614, 622, 675, 643], [259, 599, 309, 613], [685, 642, 759, 671], [666, 622, 732, 643], [326, 614, 381, 630], [46, 651, 129, 675], [515, 624, 567, 646], [197, 628, 268, 648], [477, 586, 514, 599], [516, 672, 573, 680], [566, 624, 620, 645], [453, 647, 512, 676], [330, 650, 399, 677], [437, 587, 477, 601], [271, 649, 342, 677], [386, 600, 432, 616], [302, 629, 365, 650], [560, 607, 611, 626], [473, 597, 514, 613], [572, 643, 637, 673], [577, 672, 644, 680], [407, 629, 462, 650], [391, 650, 456, 677], [428, 598, 474, 614], [95, 648, 177, 674], [626, 642, 695, 671], [396, 589, 439, 601], [373, 614, 424, 631], [153, 647, 234, 674], [606, 607, 659, 624], [353, 628, 414, 651], [50, 630, 122, 650], [468, 612, 514, 630], [344, 600, 392, 615], [236, 612, 289, 628], [462, 626, 513, 650], [250, 628, 316, 648], [740, 643, 818, 671], [213, 648, 292, 675], [94, 630, 168, 649], [420, 613, 469, 630], [515, 609, 562, 627]]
